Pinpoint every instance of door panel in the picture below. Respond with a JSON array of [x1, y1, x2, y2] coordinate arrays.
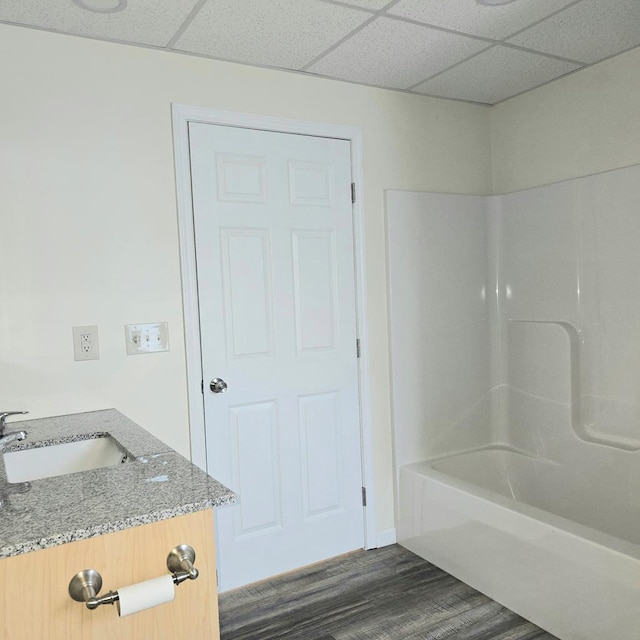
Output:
[[189, 123, 363, 591], [230, 401, 281, 535], [292, 230, 339, 353], [220, 228, 274, 359], [288, 160, 335, 206], [299, 391, 343, 519]]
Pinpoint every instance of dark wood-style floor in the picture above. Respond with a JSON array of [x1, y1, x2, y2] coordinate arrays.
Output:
[[218, 545, 557, 640]]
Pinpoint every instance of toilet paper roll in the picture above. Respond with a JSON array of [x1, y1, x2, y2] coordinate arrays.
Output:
[[116, 575, 176, 617]]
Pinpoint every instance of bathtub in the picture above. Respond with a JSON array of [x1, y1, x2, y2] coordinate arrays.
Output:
[[398, 447, 640, 640]]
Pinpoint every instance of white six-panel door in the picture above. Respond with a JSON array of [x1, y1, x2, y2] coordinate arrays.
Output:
[[188, 123, 364, 591]]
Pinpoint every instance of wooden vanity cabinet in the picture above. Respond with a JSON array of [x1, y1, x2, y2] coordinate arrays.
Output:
[[0, 509, 220, 639]]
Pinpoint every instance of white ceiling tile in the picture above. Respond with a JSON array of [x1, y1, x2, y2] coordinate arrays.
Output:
[[508, 0, 640, 64], [1, 0, 635, 104], [307, 17, 489, 89], [0, 0, 201, 47], [413, 45, 581, 104], [389, 0, 577, 40], [173, 0, 371, 70], [332, 0, 391, 9]]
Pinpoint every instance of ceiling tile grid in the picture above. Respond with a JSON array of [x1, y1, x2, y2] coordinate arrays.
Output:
[[508, 0, 640, 64], [0, 0, 202, 47], [328, 0, 391, 10], [387, 0, 580, 40], [307, 17, 490, 90], [413, 45, 582, 105], [1, 0, 639, 104], [173, 0, 372, 70]]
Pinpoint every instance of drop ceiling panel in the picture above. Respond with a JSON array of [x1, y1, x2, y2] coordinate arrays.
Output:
[[307, 17, 490, 90], [0, 0, 201, 47], [388, 0, 579, 40], [335, 0, 392, 9], [413, 45, 581, 104], [173, 0, 371, 70], [1, 0, 638, 105], [508, 0, 640, 64]]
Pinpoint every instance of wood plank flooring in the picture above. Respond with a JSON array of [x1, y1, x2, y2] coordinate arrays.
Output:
[[218, 545, 557, 640]]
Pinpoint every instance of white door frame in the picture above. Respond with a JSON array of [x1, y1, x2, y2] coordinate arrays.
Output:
[[172, 103, 377, 550]]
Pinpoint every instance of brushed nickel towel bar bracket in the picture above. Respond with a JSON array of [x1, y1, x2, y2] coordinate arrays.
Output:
[[68, 543, 199, 610]]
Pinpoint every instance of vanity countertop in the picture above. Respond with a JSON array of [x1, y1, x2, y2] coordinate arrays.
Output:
[[0, 409, 235, 558]]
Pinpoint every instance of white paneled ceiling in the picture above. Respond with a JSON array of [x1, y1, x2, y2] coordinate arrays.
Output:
[[1, 0, 639, 105]]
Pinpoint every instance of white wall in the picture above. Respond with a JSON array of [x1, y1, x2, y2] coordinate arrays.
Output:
[[386, 191, 492, 469], [0, 24, 491, 535], [491, 46, 640, 193]]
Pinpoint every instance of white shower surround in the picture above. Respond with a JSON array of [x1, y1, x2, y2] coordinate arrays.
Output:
[[386, 163, 640, 639]]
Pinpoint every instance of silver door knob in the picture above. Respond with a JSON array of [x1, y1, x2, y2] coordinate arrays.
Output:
[[209, 378, 228, 394]]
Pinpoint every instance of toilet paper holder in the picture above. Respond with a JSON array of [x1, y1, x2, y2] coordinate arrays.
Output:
[[68, 543, 199, 610]]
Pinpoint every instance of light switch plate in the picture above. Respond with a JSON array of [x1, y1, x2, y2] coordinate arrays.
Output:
[[125, 322, 169, 355]]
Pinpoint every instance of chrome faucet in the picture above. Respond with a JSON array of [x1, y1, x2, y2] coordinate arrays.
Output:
[[0, 411, 29, 449], [0, 430, 27, 449]]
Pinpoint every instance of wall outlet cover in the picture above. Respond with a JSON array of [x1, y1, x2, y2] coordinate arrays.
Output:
[[72, 325, 99, 361]]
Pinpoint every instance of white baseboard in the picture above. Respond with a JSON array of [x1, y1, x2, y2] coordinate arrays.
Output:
[[376, 528, 397, 548]]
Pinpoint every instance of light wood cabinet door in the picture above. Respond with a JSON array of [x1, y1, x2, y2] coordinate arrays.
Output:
[[0, 509, 219, 640]]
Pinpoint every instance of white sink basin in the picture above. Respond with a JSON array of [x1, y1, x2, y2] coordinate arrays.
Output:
[[3, 436, 129, 483]]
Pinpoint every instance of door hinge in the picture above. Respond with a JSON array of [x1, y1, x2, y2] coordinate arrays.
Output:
[[200, 380, 204, 395], [362, 486, 367, 507], [351, 182, 356, 204], [216, 570, 219, 586], [356, 338, 361, 359]]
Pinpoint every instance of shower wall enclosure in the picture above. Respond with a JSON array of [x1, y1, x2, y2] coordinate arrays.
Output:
[[386, 163, 640, 640], [388, 162, 640, 466]]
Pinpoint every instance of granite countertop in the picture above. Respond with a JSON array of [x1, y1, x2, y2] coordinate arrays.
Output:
[[0, 409, 236, 558]]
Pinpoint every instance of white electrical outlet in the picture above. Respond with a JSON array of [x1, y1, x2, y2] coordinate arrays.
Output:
[[125, 322, 169, 355], [72, 325, 99, 361]]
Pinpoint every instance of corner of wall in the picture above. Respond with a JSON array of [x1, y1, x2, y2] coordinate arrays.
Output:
[[489, 47, 640, 194]]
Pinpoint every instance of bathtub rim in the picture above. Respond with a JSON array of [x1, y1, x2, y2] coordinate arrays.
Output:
[[403, 444, 640, 562]]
